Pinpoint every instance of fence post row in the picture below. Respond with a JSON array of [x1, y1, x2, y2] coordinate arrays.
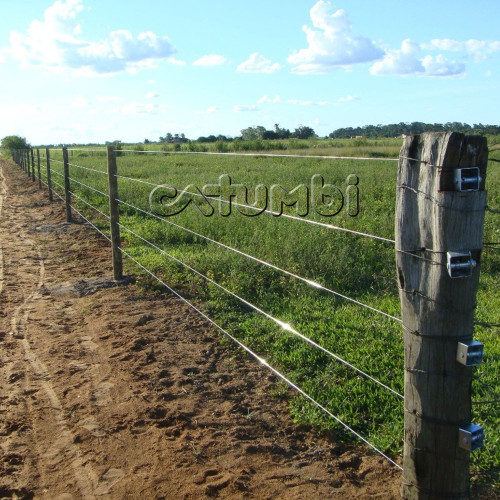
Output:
[[36, 149, 42, 190], [62, 147, 72, 222], [106, 146, 123, 281], [30, 148, 35, 182], [396, 132, 488, 499], [46, 148, 53, 202], [11, 146, 123, 282]]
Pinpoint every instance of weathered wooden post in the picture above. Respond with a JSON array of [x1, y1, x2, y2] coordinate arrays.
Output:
[[62, 147, 72, 222], [106, 146, 123, 281], [36, 148, 42, 189], [30, 148, 36, 182], [46, 148, 53, 202], [25, 149, 29, 175], [396, 132, 488, 499]]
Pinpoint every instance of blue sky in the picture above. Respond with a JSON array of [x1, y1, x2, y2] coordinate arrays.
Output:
[[0, 0, 499, 144]]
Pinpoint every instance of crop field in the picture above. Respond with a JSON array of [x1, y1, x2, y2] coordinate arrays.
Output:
[[41, 138, 499, 486]]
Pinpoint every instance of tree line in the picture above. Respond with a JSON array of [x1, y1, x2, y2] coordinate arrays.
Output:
[[164, 124, 317, 144], [157, 122, 499, 144], [2, 122, 499, 155], [328, 122, 500, 139]]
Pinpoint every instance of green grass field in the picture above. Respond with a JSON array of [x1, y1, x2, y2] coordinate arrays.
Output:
[[38, 137, 499, 487]]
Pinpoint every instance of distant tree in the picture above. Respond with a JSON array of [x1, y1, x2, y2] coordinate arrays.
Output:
[[1, 135, 29, 157], [262, 129, 278, 140], [241, 126, 267, 140], [274, 123, 291, 139], [292, 125, 316, 139], [144, 138, 151, 144], [328, 122, 500, 139]]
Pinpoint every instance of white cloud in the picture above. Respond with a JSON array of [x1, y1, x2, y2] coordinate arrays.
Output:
[[111, 102, 168, 116], [237, 53, 280, 74], [288, 0, 383, 74], [233, 104, 259, 112], [71, 96, 90, 107], [196, 106, 218, 114], [337, 95, 359, 102], [193, 54, 227, 66], [167, 57, 186, 66], [0, 48, 9, 63], [145, 91, 160, 99], [421, 54, 465, 77], [370, 39, 465, 77], [287, 99, 314, 106], [96, 95, 120, 102], [257, 95, 281, 104], [424, 38, 500, 61], [9, 0, 177, 75], [287, 98, 335, 106]]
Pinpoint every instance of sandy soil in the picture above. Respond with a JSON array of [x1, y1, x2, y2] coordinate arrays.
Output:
[[0, 158, 414, 499]]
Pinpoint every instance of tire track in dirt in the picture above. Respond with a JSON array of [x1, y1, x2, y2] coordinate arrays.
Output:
[[0, 162, 99, 499], [0, 164, 6, 297], [0, 160, 407, 499]]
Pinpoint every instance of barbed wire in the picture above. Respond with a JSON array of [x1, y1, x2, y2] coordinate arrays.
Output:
[[119, 149, 400, 162], [69, 190, 110, 219], [117, 243, 403, 471], [49, 177, 66, 192], [67, 177, 109, 198], [38, 177, 64, 202], [118, 222, 403, 398], [68, 163, 108, 176], [115, 174, 395, 243], [65, 149, 106, 153], [115, 197, 401, 322]]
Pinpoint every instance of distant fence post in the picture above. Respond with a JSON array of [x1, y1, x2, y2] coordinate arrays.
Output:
[[106, 146, 123, 281], [25, 149, 29, 176], [396, 132, 488, 499], [46, 148, 53, 202], [62, 147, 72, 222], [36, 148, 42, 189], [30, 148, 35, 182]]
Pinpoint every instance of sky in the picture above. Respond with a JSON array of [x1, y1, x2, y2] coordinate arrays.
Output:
[[0, 0, 499, 144]]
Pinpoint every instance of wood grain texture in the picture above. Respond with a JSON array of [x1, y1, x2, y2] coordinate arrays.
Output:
[[46, 148, 53, 202], [106, 146, 123, 281], [30, 148, 35, 182], [36, 148, 42, 190], [396, 132, 488, 499], [63, 147, 72, 222]]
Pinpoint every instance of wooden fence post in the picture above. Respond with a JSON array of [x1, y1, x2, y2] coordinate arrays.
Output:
[[106, 146, 123, 281], [46, 148, 53, 202], [25, 149, 29, 176], [62, 147, 72, 222], [36, 148, 42, 189], [30, 148, 35, 182], [396, 132, 488, 499]]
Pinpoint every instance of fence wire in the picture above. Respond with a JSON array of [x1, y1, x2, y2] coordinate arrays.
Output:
[[115, 174, 395, 243], [118, 221, 403, 398], [12, 150, 408, 471], [116, 197, 401, 322]]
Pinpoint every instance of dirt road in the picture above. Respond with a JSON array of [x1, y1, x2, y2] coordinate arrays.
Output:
[[0, 159, 402, 499]]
